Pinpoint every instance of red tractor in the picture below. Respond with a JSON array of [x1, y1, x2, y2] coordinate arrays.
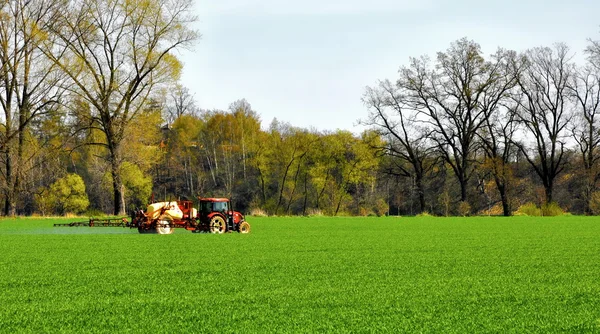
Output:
[[54, 197, 251, 234], [133, 197, 251, 234]]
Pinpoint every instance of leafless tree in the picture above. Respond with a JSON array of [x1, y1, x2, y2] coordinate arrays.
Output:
[[568, 56, 600, 213], [165, 84, 198, 124], [476, 50, 525, 216], [398, 38, 520, 209], [362, 80, 433, 214], [0, 0, 66, 215], [512, 44, 574, 204], [586, 35, 600, 71]]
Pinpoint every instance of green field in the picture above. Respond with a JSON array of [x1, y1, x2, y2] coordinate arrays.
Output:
[[1, 216, 599, 332]]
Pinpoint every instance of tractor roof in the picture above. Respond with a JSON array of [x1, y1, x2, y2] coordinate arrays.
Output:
[[198, 197, 229, 202]]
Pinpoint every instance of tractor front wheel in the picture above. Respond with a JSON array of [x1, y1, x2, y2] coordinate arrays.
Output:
[[156, 216, 174, 235], [238, 221, 251, 234], [209, 216, 226, 234]]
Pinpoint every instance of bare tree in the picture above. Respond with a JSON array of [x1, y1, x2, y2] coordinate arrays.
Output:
[[398, 38, 520, 209], [476, 50, 525, 216], [568, 59, 600, 213], [362, 80, 432, 214], [43, 0, 198, 215], [586, 35, 600, 71], [165, 84, 198, 124], [478, 104, 519, 216], [512, 44, 574, 205], [0, 0, 65, 215]]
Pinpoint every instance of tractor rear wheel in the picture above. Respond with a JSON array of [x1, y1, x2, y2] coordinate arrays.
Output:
[[239, 221, 251, 234], [156, 216, 174, 235], [138, 225, 156, 234], [209, 216, 226, 234]]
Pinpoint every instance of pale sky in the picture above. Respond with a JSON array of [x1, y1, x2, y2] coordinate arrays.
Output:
[[178, 0, 600, 132]]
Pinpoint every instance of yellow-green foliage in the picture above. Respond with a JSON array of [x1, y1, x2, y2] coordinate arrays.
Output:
[[102, 162, 152, 208], [457, 201, 471, 216], [515, 202, 564, 216], [515, 202, 542, 216], [121, 162, 153, 205], [478, 203, 505, 216], [416, 211, 433, 217], [373, 198, 389, 217], [35, 174, 89, 215], [589, 191, 600, 215], [541, 202, 564, 216]]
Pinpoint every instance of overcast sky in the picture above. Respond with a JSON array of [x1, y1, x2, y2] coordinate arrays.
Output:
[[177, 0, 600, 132]]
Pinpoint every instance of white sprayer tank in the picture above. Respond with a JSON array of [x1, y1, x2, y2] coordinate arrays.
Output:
[[146, 202, 184, 220]]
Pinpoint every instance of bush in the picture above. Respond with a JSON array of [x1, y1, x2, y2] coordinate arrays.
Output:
[[373, 199, 389, 217], [249, 208, 268, 217], [589, 192, 600, 215], [478, 203, 505, 216], [35, 174, 90, 215], [306, 209, 323, 217], [416, 211, 433, 217], [457, 201, 471, 217], [541, 202, 564, 216], [515, 202, 541, 216]]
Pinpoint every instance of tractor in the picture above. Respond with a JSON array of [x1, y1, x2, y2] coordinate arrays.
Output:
[[133, 197, 250, 234], [55, 197, 251, 235]]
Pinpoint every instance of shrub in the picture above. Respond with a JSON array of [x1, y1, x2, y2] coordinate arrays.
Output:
[[35, 174, 90, 215], [358, 207, 369, 216], [541, 202, 564, 216], [589, 191, 600, 215], [416, 211, 433, 217], [306, 209, 323, 217], [373, 199, 389, 217], [478, 203, 505, 216], [457, 201, 471, 217], [249, 208, 268, 217], [515, 203, 541, 216]]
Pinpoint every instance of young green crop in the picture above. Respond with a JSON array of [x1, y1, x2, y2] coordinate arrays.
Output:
[[1, 216, 599, 332]]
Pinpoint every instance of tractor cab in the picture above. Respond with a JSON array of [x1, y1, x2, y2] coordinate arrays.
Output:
[[199, 198, 229, 215], [197, 197, 248, 233]]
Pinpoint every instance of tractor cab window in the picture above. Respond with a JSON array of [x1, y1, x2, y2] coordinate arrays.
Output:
[[200, 201, 212, 214], [213, 201, 228, 213], [200, 200, 229, 213]]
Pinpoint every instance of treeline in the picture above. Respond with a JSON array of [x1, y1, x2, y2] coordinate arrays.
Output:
[[0, 0, 197, 216], [2, 1, 600, 216], [364, 38, 600, 216], [155, 100, 384, 216]]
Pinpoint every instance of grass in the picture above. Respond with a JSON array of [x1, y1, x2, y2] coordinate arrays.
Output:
[[1, 216, 600, 332]]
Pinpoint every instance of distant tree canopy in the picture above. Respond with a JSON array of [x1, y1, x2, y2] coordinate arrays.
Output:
[[365, 36, 600, 216], [0, 0, 599, 216]]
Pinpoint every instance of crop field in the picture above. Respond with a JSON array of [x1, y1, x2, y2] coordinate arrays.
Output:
[[1, 216, 600, 332]]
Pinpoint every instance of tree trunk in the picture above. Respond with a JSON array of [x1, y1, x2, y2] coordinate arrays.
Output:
[[275, 151, 296, 215], [302, 172, 308, 216], [110, 152, 125, 215], [459, 176, 468, 202], [414, 172, 426, 214], [4, 148, 14, 216], [497, 182, 510, 216], [544, 182, 553, 205]]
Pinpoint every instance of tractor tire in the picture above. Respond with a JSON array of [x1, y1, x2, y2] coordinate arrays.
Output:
[[238, 221, 251, 234], [209, 216, 226, 234], [156, 216, 174, 235], [138, 226, 156, 234]]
